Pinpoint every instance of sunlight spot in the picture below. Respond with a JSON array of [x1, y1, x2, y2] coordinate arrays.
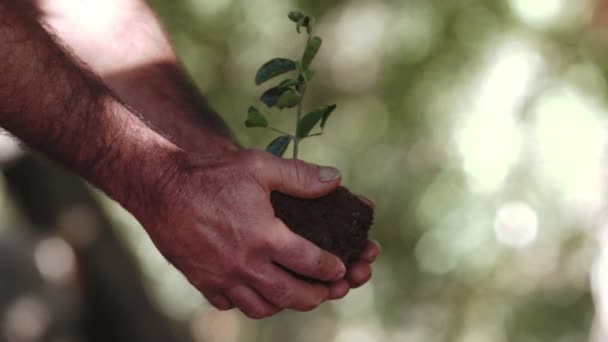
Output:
[[532, 85, 606, 215], [2, 296, 51, 342], [34, 237, 76, 284], [509, 0, 565, 28], [57, 206, 101, 249], [0, 129, 23, 164], [494, 202, 538, 248], [456, 36, 542, 194]]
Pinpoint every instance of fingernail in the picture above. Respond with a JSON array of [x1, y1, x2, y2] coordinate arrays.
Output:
[[356, 195, 375, 209], [319, 167, 341, 182], [332, 265, 347, 281]]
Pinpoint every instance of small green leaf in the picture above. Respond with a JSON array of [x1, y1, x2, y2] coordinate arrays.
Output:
[[260, 86, 289, 108], [297, 108, 324, 138], [255, 58, 296, 85], [297, 105, 336, 137], [320, 104, 337, 130], [302, 36, 322, 70], [244, 106, 269, 128], [288, 11, 305, 23], [266, 135, 292, 157], [296, 16, 311, 34], [276, 89, 300, 109]]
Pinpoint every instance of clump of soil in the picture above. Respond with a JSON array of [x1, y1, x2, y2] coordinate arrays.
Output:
[[270, 186, 374, 264]]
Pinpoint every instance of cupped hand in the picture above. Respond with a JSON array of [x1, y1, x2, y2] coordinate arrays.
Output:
[[327, 240, 381, 300], [137, 149, 348, 318]]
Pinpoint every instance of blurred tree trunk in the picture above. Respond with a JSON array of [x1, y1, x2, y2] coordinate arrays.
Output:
[[3, 155, 190, 342]]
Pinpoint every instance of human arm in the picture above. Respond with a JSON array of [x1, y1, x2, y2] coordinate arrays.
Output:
[[35, 0, 381, 298], [0, 0, 354, 318]]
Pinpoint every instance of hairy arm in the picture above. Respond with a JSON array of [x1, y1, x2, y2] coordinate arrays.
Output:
[[0, 1, 352, 318], [35, 0, 239, 155], [0, 1, 179, 212]]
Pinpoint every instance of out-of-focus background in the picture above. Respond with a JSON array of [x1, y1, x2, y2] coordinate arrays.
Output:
[[2, 0, 608, 341]]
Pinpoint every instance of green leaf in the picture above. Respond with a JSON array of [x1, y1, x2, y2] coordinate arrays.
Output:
[[276, 89, 300, 109], [244, 106, 269, 128], [288, 11, 305, 23], [320, 104, 337, 130], [302, 36, 322, 70], [297, 108, 324, 138], [297, 17, 305, 33], [296, 16, 311, 34], [260, 86, 290, 108], [266, 135, 292, 158], [255, 58, 296, 85], [297, 105, 337, 137]]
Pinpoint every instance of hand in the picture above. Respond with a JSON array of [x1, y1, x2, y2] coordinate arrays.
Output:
[[326, 240, 381, 300], [136, 149, 348, 319]]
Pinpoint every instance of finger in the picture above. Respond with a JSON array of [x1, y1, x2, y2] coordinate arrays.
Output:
[[328, 279, 350, 300], [247, 263, 330, 311], [356, 195, 375, 209], [345, 261, 373, 288], [271, 222, 346, 282], [204, 293, 234, 311], [360, 240, 381, 263], [227, 285, 281, 319], [255, 153, 341, 198]]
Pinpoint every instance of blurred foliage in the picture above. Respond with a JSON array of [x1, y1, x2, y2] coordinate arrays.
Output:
[[3, 0, 608, 341], [127, 0, 607, 340]]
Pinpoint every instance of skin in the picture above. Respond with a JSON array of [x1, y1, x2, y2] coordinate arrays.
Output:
[[0, 0, 381, 318]]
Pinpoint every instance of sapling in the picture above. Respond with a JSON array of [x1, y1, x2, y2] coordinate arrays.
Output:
[[244, 11, 336, 160], [245, 11, 373, 264]]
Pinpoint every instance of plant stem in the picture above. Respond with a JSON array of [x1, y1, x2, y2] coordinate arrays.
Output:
[[293, 24, 314, 160], [302, 132, 323, 139], [267, 127, 292, 136], [293, 87, 305, 159]]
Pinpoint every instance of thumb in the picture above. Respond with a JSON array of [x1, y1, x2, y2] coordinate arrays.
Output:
[[257, 153, 342, 198]]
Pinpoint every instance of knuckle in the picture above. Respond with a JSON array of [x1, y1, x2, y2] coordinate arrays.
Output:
[[243, 150, 267, 173], [290, 159, 313, 183], [252, 234, 274, 254]]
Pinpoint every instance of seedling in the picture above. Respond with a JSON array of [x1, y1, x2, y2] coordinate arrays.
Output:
[[244, 11, 336, 159]]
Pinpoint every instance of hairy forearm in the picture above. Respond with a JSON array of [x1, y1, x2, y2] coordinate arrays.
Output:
[[36, 0, 240, 155], [0, 1, 180, 213]]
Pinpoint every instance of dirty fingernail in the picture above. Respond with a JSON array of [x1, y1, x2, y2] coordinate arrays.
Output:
[[319, 167, 341, 182]]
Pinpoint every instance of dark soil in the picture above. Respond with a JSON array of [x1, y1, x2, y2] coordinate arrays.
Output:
[[270, 186, 374, 264]]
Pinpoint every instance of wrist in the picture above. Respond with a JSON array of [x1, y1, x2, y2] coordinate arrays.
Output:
[[87, 98, 185, 217]]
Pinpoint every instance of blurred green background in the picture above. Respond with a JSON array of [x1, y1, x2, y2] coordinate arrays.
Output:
[[3, 0, 608, 341]]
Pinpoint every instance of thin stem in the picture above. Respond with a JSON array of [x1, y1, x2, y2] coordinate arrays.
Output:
[[292, 20, 314, 159], [267, 127, 292, 137], [293, 84, 306, 159], [302, 132, 323, 139]]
